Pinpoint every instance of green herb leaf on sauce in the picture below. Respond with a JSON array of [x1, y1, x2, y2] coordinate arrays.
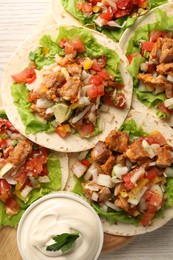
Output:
[[46, 233, 79, 253]]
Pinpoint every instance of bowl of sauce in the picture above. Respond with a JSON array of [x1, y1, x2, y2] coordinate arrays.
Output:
[[17, 191, 104, 260]]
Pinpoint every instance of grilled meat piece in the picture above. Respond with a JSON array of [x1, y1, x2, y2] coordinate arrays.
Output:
[[149, 37, 164, 64], [43, 71, 66, 89], [156, 145, 173, 168], [101, 155, 116, 175], [125, 139, 149, 163], [105, 130, 129, 153], [156, 62, 173, 76], [58, 77, 81, 102], [98, 187, 112, 203], [160, 38, 173, 63], [91, 141, 111, 164], [138, 73, 172, 98], [7, 141, 32, 166], [30, 104, 53, 120]]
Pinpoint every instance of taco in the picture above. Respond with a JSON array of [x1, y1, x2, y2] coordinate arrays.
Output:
[[1, 25, 132, 152], [51, 0, 168, 42], [119, 3, 173, 127], [67, 110, 173, 236], [0, 109, 68, 227]]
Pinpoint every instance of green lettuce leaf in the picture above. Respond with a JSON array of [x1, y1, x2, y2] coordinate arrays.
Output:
[[61, 0, 166, 41], [165, 177, 173, 208], [10, 83, 55, 134], [0, 152, 62, 227], [126, 8, 173, 111]]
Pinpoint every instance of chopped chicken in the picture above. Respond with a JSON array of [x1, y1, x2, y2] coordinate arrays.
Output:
[[98, 187, 112, 203], [58, 77, 81, 101], [101, 155, 116, 175], [156, 62, 173, 76], [105, 130, 129, 153], [160, 38, 173, 63], [156, 145, 173, 168], [125, 139, 150, 163], [91, 141, 111, 164]]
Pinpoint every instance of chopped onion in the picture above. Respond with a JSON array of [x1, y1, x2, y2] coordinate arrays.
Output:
[[104, 200, 121, 212], [130, 167, 145, 185], [100, 203, 108, 212], [88, 112, 96, 124], [163, 167, 173, 177], [102, 0, 117, 9], [142, 140, 155, 158], [128, 186, 147, 206], [85, 183, 100, 192], [107, 21, 122, 28], [78, 97, 90, 106], [38, 175, 50, 183], [84, 170, 92, 181], [100, 105, 109, 112], [150, 184, 164, 200], [36, 98, 54, 108], [93, 16, 105, 27], [164, 97, 173, 109], [21, 185, 33, 198], [71, 105, 91, 124], [78, 150, 89, 160], [95, 174, 114, 188], [167, 74, 173, 83], [112, 164, 129, 179], [140, 62, 148, 72], [71, 160, 87, 178], [91, 192, 99, 202]]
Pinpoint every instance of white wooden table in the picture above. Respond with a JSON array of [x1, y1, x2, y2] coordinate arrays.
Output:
[[0, 1, 173, 259]]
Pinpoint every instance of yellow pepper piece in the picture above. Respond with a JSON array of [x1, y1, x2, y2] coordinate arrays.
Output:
[[128, 178, 149, 199], [83, 58, 93, 70], [93, 6, 101, 13], [43, 47, 49, 55]]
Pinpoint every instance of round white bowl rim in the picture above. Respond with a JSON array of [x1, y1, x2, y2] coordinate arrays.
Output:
[[17, 191, 104, 260]]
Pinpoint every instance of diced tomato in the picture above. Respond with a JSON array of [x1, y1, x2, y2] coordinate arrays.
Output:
[[114, 9, 129, 18], [81, 159, 90, 168], [145, 168, 160, 181], [109, 81, 125, 89], [11, 68, 36, 84], [72, 37, 86, 53], [88, 0, 101, 4], [87, 85, 98, 99], [0, 179, 12, 197], [0, 137, 8, 149], [147, 63, 155, 74], [64, 41, 75, 54], [5, 197, 19, 216], [41, 165, 49, 176], [126, 52, 139, 64], [157, 102, 172, 118], [28, 91, 37, 102], [26, 157, 43, 177], [102, 90, 114, 106], [59, 38, 67, 48], [147, 131, 167, 146], [100, 8, 113, 21], [144, 189, 163, 208], [91, 60, 102, 71], [97, 84, 105, 96], [140, 211, 155, 226], [97, 56, 107, 69], [98, 69, 109, 80], [149, 30, 172, 43], [114, 93, 126, 109], [79, 123, 94, 137], [33, 147, 48, 164], [116, 0, 132, 10], [122, 173, 135, 191], [89, 75, 102, 85], [141, 41, 154, 52], [77, 2, 93, 14], [56, 124, 71, 138]]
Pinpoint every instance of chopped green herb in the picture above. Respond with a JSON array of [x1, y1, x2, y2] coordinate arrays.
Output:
[[46, 233, 79, 253]]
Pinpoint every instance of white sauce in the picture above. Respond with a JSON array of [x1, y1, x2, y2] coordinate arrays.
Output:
[[17, 195, 103, 260]]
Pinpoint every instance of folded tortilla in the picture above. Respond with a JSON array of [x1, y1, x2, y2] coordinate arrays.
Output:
[[1, 25, 133, 152], [67, 110, 173, 236]]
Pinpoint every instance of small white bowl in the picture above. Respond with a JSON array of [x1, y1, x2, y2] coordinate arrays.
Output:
[[17, 191, 104, 260]]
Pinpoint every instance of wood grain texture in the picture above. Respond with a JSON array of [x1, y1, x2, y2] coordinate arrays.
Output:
[[0, 1, 173, 260]]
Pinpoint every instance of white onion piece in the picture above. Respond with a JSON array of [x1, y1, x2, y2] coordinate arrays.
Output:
[[104, 200, 121, 211], [140, 62, 148, 72], [167, 74, 173, 83], [36, 98, 54, 108], [164, 97, 173, 109], [128, 186, 147, 206], [71, 160, 87, 178], [112, 165, 129, 179], [21, 185, 33, 198], [78, 150, 89, 161], [71, 105, 91, 124], [142, 140, 155, 158], [95, 174, 114, 188], [38, 176, 50, 183], [85, 183, 100, 192], [130, 167, 145, 185], [163, 167, 173, 177], [91, 192, 99, 202]]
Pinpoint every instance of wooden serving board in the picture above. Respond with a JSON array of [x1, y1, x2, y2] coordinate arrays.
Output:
[[0, 4, 134, 258], [0, 227, 134, 259]]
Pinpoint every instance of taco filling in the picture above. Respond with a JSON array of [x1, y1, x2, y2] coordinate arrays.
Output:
[[0, 111, 66, 227], [70, 120, 173, 227], [124, 8, 173, 120], [11, 26, 126, 138], [61, 0, 167, 41]]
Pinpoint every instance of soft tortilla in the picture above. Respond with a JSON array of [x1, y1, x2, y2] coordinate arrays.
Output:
[[119, 3, 173, 127], [67, 110, 173, 236], [1, 25, 133, 152]]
